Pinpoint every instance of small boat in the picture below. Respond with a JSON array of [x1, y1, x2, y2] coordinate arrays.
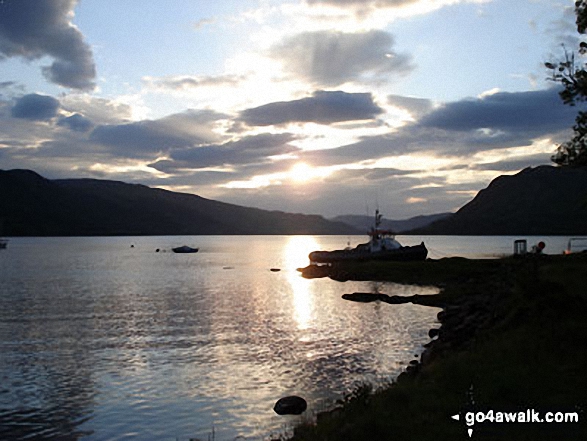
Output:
[[172, 245, 199, 253], [309, 210, 427, 264]]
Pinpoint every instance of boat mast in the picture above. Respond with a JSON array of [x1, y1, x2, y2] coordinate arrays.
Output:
[[375, 208, 382, 230]]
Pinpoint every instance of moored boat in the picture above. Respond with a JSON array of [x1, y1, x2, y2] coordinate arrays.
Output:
[[172, 245, 199, 253], [309, 210, 427, 264]]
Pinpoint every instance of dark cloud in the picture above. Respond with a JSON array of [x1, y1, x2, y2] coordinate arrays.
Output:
[[301, 88, 578, 167], [57, 113, 93, 132], [0, 0, 96, 90], [11, 93, 60, 120], [240, 90, 383, 126], [90, 122, 197, 158], [320, 167, 415, 183], [270, 30, 413, 86], [150, 133, 299, 171], [418, 88, 576, 135], [90, 110, 227, 158]]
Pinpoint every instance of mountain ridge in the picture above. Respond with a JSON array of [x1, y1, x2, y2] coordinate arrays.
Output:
[[0, 169, 360, 236], [411, 165, 587, 235], [331, 213, 453, 233]]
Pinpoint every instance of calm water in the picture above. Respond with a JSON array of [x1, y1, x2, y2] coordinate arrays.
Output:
[[0, 235, 575, 440]]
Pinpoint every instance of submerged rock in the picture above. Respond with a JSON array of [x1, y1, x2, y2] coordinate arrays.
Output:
[[273, 396, 307, 415]]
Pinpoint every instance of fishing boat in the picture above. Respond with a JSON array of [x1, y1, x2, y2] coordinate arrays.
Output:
[[172, 245, 199, 253], [309, 210, 427, 264]]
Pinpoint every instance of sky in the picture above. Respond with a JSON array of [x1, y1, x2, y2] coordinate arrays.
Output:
[[0, 0, 583, 219]]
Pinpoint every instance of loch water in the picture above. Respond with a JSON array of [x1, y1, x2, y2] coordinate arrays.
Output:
[[0, 235, 576, 440]]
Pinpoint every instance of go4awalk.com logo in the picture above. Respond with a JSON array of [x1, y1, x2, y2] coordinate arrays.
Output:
[[451, 409, 580, 437]]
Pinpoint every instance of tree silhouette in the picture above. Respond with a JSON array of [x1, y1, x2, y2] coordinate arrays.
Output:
[[546, 0, 587, 166]]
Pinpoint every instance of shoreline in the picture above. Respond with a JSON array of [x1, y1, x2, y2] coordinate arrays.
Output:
[[285, 254, 587, 440]]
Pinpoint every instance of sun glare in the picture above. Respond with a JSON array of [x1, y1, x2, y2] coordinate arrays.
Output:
[[289, 162, 333, 183], [283, 236, 320, 330], [290, 162, 314, 183]]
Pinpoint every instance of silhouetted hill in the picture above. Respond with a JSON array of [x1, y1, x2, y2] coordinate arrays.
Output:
[[331, 213, 453, 233], [412, 166, 587, 235], [0, 169, 360, 236]]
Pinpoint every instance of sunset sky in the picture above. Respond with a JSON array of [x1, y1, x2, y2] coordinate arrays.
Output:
[[0, 0, 582, 218]]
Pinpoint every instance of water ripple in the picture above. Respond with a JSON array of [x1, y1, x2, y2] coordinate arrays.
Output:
[[0, 236, 439, 440]]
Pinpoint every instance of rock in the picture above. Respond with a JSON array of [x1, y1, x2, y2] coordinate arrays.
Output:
[[273, 396, 307, 415], [342, 293, 384, 303]]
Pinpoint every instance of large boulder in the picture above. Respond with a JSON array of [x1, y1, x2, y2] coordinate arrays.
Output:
[[273, 396, 307, 415]]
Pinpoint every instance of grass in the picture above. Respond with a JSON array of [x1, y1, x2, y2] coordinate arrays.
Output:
[[290, 254, 587, 440]]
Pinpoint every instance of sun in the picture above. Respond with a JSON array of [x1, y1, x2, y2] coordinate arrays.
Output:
[[289, 162, 315, 183]]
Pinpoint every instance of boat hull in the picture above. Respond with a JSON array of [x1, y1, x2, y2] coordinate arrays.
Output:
[[309, 243, 427, 263], [172, 246, 199, 253]]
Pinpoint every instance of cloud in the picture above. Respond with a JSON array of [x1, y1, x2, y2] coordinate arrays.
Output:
[[143, 74, 244, 91], [300, 88, 578, 166], [193, 17, 216, 30], [11, 93, 60, 120], [240, 90, 384, 126], [270, 30, 413, 86], [150, 133, 299, 171], [0, 0, 96, 90], [304, 0, 487, 12], [89, 110, 227, 158], [387, 94, 434, 118], [57, 113, 93, 132], [60, 95, 133, 125], [418, 88, 577, 136], [305, 0, 418, 6], [210, 168, 467, 219], [472, 154, 551, 172]]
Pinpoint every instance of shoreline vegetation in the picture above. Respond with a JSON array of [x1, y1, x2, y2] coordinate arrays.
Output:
[[286, 254, 587, 440]]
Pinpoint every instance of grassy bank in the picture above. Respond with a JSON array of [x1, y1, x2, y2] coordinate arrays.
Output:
[[288, 254, 587, 440]]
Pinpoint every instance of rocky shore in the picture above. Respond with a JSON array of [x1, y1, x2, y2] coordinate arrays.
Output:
[[287, 255, 587, 440], [298, 257, 512, 381]]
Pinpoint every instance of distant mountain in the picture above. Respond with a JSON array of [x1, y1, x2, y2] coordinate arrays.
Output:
[[0, 169, 360, 236], [331, 213, 453, 234], [412, 166, 587, 235]]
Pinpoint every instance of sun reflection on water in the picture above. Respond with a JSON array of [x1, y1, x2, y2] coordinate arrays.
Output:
[[283, 236, 320, 330]]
